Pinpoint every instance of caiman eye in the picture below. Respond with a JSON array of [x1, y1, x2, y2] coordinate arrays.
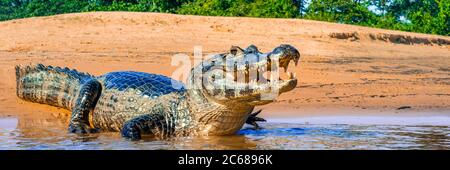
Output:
[[230, 46, 242, 55], [230, 49, 237, 55]]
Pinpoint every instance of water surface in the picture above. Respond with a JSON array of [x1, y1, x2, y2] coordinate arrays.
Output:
[[0, 116, 449, 150]]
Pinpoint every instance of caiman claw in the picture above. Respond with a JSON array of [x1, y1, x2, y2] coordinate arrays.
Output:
[[246, 109, 266, 128]]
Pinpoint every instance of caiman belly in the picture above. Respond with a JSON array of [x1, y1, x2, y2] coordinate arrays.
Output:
[[92, 88, 157, 131]]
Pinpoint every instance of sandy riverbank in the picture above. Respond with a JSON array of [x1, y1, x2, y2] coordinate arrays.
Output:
[[0, 12, 449, 123]]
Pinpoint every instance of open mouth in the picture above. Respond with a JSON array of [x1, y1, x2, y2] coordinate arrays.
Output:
[[237, 44, 300, 84], [231, 49, 299, 85], [204, 44, 300, 97]]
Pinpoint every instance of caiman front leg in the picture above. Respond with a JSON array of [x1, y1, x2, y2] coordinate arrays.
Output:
[[122, 105, 174, 140], [68, 79, 102, 134]]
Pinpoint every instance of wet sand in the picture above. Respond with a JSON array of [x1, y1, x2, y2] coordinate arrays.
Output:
[[0, 12, 449, 126]]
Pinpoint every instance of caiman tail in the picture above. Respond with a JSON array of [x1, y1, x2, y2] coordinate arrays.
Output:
[[15, 64, 94, 110]]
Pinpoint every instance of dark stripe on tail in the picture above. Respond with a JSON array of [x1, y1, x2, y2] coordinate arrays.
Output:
[[15, 64, 95, 110]]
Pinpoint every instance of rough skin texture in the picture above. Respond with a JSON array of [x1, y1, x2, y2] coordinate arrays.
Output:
[[15, 44, 300, 140]]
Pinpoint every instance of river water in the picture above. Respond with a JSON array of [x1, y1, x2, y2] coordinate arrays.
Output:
[[0, 116, 449, 150]]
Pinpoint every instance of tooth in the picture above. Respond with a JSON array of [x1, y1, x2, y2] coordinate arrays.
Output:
[[294, 72, 297, 78], [251, 80, 257, 86], [285, 61, 290, 72]]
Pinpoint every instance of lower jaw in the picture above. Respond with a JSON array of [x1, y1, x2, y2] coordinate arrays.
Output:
[[198, 119, 247, 136], [195, 105, 254, 136]]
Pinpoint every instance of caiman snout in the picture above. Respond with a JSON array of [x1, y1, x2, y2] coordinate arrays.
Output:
[[271, 44, 300, 71]]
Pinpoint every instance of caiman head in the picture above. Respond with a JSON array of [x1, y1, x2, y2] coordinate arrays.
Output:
[[186, 44, 300, 135]]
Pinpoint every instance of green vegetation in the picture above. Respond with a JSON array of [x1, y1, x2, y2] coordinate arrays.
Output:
[[177, 0, 299, 18], [0, 0, 448, 35]]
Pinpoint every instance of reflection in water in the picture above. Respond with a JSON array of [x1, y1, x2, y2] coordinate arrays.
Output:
[[0, 116, 449, 150]]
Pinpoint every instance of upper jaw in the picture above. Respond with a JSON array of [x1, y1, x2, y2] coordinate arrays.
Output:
[[232, 44, 300, 80]]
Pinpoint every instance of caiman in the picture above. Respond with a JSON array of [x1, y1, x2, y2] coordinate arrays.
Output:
[[15, 44, 300, 140]]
